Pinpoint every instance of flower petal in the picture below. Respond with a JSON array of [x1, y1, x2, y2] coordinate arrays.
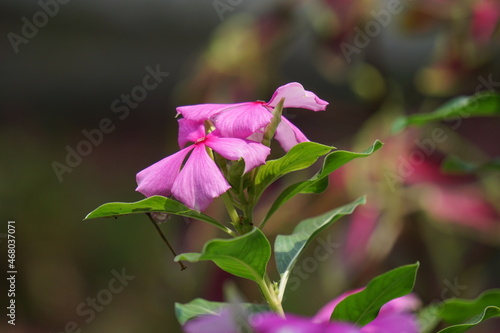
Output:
[[183, 309, 238, 333], [379, 294, 421, 316], [267, 82, 329, 111], [360, 313, 419, 333], [178, 118, 206, 148], [251, 313, 360, 333], [214, 102, 272, 139], [135, 146, 193, 197], [274, 116, 310, 151], [172, 144, 230, 211], [205, 135, 270, 173], [176, 102, 251, 122]]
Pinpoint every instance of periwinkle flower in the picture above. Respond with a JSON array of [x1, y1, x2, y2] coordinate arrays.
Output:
[[176, 82, 329, 151], [182, 291, 420, 333], [136, 118, 270, 211]]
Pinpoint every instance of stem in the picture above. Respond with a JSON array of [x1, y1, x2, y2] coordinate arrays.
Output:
[[221, 192, 243, 234], [257, 275, 285, 317], [146, 213, 187, 271]]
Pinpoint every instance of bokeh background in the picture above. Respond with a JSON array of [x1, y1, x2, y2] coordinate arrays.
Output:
[[1, 0, 499, 332]]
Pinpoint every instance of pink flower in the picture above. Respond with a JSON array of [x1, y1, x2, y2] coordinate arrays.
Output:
[[136, 119, 270, 211], [471, 0, 500, 44], [313, 290, 421, 333], [251, 313, 361, 333], [182, 291, 420, 333], [176, 82, 328, 151]]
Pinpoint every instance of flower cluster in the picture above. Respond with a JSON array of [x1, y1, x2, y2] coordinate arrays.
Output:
[[135, 82, 328, 211]]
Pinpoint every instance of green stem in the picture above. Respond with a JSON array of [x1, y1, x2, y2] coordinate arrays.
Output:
[[257, 275, 285, 317], [221, 192, 243, 234]]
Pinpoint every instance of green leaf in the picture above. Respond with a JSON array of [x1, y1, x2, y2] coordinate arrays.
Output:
[[252, 142, 333, 200], [393, 92, 500, 131], [274, 197, 366, 300], [175, 228, 271, 283], [442, 155, 500, 174], [331, 262, 420, 326], [175, 298, 269, 325], [436, 306, 500, 333], [263, 140, 383, 224], [439, 289, 500, 324], [84, 196, 234, 235]]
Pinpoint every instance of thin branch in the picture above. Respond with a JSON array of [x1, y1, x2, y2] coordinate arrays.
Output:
[[146, 213, 187, 271]]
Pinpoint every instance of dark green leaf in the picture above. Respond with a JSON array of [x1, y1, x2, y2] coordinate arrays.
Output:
[[252, 142, 333, 200], [263, 140, 382, 224], [84, 196, 234, 235], [274, 197, 366, 300], [175, 228, 271, 283], [393, 93, 500, 131], [331, 262, 419, 325]]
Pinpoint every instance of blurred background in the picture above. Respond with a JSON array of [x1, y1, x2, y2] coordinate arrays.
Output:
[[1, 0, 499, 332]]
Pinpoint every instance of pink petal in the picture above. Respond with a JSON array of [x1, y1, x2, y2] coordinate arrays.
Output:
[[251, 313, 360, 333], [361, 313, 419, 333], [135, 146, 193, 197], [178, 118, 206, 148], [274, 116, 310, 151], [205, 135, 270, 173], [172, 144, 230, 211], [183, 309, 238, 333], [379, 294, 421, 315], [214, 102, 273, 139], [267, 82, 329, 111], [176, 102, 249, 122]]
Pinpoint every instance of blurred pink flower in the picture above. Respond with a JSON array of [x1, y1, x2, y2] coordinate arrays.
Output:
[[249, 291, 420, 333], [183, 289, 420, 332], [176, 82, 328, 151], [421, 186, 499, 231], [136, 119, 270, 211], [471, 0, 500, 43]]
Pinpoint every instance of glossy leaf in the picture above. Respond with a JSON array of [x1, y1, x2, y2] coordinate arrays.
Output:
[[84, 195, 234, 235], [175, 298, 269, 325], [331, 262, 419, 325], [175, 228, 270, 283], [439, 289, 500, 324], [251, 142, 333, 200], [274, 197, 366, 300], [393, 92, 500, 131], [437, 306, 500, 333], [263, 140, 383, 224]]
